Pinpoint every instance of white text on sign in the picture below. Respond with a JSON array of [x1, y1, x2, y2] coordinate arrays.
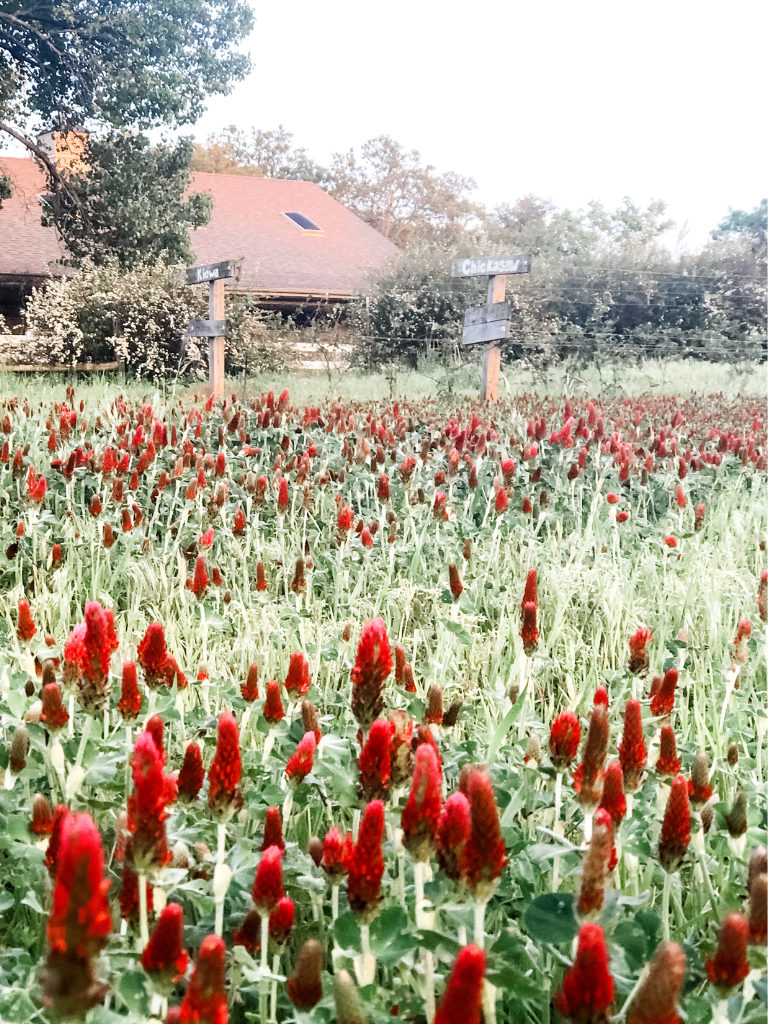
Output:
[[451, 254, 531, 278]]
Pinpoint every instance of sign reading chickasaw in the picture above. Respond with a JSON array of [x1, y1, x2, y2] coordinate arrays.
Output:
[[451, 254, 532, 278]]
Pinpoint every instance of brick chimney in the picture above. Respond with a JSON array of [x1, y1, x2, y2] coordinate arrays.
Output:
[[37, 129, 90, 173]]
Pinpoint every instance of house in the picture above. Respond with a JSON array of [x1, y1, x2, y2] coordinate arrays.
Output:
[[187, 173, 398, 312], [0, 157, 68, 330], [0, 155, 398, 329]]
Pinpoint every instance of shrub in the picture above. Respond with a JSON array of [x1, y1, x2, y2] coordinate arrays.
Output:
[[24, 258, 207, 378], [22, 260, 299, 379]]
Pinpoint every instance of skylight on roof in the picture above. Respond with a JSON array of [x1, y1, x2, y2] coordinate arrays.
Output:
[[283, 211, 323, 234]]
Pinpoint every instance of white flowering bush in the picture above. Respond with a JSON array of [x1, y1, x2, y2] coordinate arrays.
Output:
[[24, 258, 207, 379], [21, 260, 303, 379]]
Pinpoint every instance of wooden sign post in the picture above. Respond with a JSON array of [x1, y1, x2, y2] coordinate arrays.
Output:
[[451, 253, 532, 402], [186, 260, 236, 398]]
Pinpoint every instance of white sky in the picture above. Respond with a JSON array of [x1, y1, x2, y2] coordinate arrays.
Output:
[[192, 0, 766, 250]]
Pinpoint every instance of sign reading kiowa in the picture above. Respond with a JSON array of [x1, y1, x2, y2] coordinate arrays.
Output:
[[451, 254, 531, 278], [186, 260, 236, 285], [185, 259, 235, 398]]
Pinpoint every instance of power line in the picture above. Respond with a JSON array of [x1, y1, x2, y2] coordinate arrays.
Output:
[[359, 334, 766, 352]]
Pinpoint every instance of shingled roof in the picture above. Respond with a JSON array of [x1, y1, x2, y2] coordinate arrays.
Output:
[[0, 159, 398, 299], [0, 157, 66, 276], [188, 172, 398, 299]]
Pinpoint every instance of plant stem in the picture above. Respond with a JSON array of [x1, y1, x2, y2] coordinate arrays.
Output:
[[414, 860, 425, 927], [474, 899, 487, 948], [124, 725, 132, 796], [583, 809, 593, 844], [138, 872, 149, 950], [259, 913, 269, 1024], [269, 953, 279, 1023], [360, 923, 374, 982], [661, 870, 672, 941], [75, 714, 92, 769], [552, 772, 563, 891], [423, 948, 436, 1023], [215, 822, 226, 937], [611, 964, 649, 1022], [282, 788, 294, 834], [261, 730, 275, 765]]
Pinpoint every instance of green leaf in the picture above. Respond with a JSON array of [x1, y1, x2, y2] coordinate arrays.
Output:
[[523, 893, 578, 944], [197, 606, 230, 632], [486, 701, 523, 765], [416, 929, 462, 956], [176, 880, 215, 916], [5, 689, 26, 720], [370, 906, 416, 967], [88, 1008, 127, 1024], [334, 911, 361, 953], [6, 818, 30, 843], [0, 892, 14, 912], [86, 751, 124, 786], [118, 971, 151, 1017], [635, 909, 661, 946], [20, 890, 44, 913], [486, 965, 542, 1001], [613, 920, 649, 972], [442, 619, 473, 645], [526, 842, 574, 863]]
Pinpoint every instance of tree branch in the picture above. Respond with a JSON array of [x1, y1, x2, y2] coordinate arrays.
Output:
[[0, 11, 66, 57], [0, 121, 93, 235]]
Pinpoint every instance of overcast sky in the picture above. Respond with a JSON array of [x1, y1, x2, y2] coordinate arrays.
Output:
[[192, 0, 765, 249]]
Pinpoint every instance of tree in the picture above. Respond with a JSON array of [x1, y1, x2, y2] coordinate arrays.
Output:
[[348, 240, 484, 366], [328, 136, 481, 246], [191, 125, 328, 182], [357, 194, 766, 368], [0, 0, 253, 254], [41, 134, 212, 268], [712, 200, 767, 251], [0, 0, 252, 131]]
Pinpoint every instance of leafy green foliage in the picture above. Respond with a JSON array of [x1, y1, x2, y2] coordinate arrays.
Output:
[[353, 198, 767, 366], [41, 134, 212, 268], [0, 0, 252, 129], [23, 257, 207, 375], [191, 125, 328, 183], [0, 172, 11, 210]]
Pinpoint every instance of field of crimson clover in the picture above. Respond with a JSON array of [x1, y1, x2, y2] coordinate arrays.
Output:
[[0, 383, 764, 1024]]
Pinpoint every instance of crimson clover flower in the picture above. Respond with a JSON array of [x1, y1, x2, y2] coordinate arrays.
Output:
[[555, 922, 614, 1022], [141, 903, 189, 990], [357, 718, 394, 802], [659, 775, 691, 873], [401, 742, 443, 862], [351, 618, 392, 729], [42, 813, 111, 1018], [207, 712, 243, 818], [346, 800, 385, 921], [618, 700, 647, 790], [459, 768, 507, 899], [434, 944, 486, 1024]]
